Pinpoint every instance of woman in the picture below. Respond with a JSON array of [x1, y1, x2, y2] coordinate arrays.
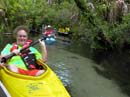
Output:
[[0, 25, 47, 76]]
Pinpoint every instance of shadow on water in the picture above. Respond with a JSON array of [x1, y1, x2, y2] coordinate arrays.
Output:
[[65, 41, 93, 59], [92, 49, 130, 96], [65, 40, 130, 97]]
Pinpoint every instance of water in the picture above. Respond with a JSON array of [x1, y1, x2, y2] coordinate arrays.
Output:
[[45, 41, 129, 97], [0, 35, 129, 97]]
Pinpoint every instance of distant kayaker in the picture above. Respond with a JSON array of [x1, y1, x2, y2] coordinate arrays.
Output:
[[0, 25, 47, 76], [43, 25, 56, 45], [43, 25, 55, 37]]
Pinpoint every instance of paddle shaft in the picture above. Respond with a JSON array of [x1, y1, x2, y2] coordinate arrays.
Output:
[[0, 38, 45, 63]]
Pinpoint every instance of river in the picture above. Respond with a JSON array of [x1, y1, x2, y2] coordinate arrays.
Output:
[[0, 34, 129, 97], [45, 40, 129, 97]]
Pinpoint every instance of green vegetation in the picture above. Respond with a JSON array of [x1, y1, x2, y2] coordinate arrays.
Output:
[[0, 0, 130, 51], [1, 0, 130, 96]]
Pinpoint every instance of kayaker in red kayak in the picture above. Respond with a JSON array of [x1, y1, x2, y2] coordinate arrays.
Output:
[[0, 25, 47, 76]]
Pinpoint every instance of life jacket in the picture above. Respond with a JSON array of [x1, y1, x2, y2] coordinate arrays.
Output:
[[10, 40, 42, 70], [44, 29, 53, 37]]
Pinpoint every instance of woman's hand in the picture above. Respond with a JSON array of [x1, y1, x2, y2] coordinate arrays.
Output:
[[0, 56, 6, 67], [39, 39, 46, 47], [12, 49, 20, 55]]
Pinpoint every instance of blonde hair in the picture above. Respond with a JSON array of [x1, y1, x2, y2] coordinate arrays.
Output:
[[13, 25, 29, 38]]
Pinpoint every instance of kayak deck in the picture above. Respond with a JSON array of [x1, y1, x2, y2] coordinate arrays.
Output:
[[0, 60, 71, 97]]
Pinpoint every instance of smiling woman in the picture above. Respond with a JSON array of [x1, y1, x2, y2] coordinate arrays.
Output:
[[0, 25, 47, 76], [0, 25, 71, 97], [15, 29, 28, 46]]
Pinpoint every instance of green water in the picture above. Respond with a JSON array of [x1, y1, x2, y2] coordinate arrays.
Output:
[[45, 41, 128, 97], [0, 35, 129, 97]]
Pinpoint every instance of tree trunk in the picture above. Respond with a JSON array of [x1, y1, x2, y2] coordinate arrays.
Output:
[[48, 0, 53, 5]]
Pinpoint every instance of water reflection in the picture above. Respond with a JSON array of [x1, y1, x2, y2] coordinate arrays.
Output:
[[52, 62, 72, 86], [63, 41, 129, 97], [92, 49, 130, 97]]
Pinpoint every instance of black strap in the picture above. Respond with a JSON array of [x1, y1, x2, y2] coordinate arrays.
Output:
[[20, 50, 42, 70]]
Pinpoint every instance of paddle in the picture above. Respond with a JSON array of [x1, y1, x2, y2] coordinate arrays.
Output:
[[0, 37, 45, 63]]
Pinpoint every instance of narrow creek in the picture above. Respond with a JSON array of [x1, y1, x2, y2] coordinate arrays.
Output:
[[0, 34, 129, 97], [45, 40, 129, 97]]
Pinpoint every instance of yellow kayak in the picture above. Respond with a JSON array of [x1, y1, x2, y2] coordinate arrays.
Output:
[[0, 59, 71, 97]]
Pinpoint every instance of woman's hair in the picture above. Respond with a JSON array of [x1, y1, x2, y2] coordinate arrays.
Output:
[[13, 25, 29, 38]]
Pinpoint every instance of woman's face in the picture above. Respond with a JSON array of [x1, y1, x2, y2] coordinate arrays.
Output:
[[17, 30, 28, 46]]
